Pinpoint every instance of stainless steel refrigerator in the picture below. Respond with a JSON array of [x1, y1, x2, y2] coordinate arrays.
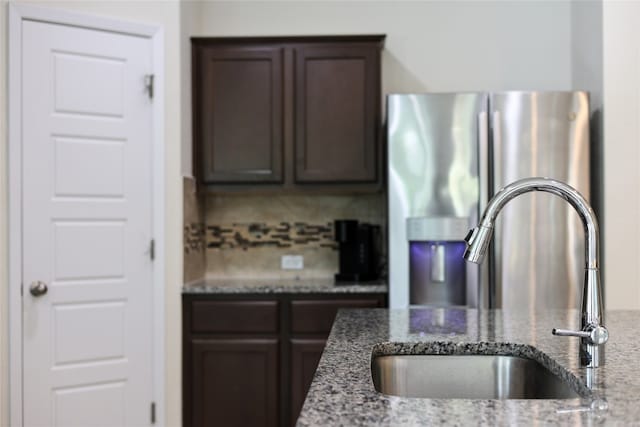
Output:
[[388, 92, 590, 310]]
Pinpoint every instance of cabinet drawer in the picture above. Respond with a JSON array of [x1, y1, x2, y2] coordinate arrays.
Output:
[[290, 299, 380, 334], [192, 300, 279, 333]]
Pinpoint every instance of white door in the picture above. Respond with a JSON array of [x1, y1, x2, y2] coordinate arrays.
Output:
[[21, 19, 154, 426]]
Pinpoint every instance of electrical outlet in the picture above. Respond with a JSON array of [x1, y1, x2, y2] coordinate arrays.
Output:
[[281, 255, 304, 270]]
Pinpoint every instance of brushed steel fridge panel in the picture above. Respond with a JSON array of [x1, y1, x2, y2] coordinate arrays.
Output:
[[388, 93, 486, 308], [489, 91, 590, 310]]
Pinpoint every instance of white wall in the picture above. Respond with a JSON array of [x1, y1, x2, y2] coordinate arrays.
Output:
[[570, 1, 606, 300], [0, 1, 183, 425], [181, 1, 198, 177], [192, 1, 573, 93], [0, 3, 8, 425], [572, 1, 603, 111], [602, 1, 640, 309]]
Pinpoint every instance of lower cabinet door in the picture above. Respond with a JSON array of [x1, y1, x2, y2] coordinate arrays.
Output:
[[290, 339, 327, 425], [191, 338, 279, 427]]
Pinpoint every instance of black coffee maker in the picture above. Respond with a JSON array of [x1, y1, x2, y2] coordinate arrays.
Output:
[[334, 219, 380, 282]]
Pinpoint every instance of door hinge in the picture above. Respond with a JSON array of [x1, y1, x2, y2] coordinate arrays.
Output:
[[20, 282, 23, 297], [150, 239, 155, 261], [151, 402, 156, 424], [144, 74, 154, 100]]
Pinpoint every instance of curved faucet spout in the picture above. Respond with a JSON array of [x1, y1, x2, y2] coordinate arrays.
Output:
[[464, 177, 607, 368], [464, 177, 599, 269]]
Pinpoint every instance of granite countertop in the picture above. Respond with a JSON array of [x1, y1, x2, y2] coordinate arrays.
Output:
[[297, 308, 640, 426], [182, 278, 388, 294]]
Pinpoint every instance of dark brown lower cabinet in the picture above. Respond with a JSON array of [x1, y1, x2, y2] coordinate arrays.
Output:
[[183, 293, 386, 427], [191, 339, 279, 427], [289, 339, 326, 424]]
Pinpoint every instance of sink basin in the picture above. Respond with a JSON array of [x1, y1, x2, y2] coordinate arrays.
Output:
[[371, 354, 583, 399]]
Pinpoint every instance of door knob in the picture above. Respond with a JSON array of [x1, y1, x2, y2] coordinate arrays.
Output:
[[29, 281, 48, 297]]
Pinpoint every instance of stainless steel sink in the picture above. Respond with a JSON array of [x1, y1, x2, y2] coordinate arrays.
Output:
[[371, 355, 583, 399]]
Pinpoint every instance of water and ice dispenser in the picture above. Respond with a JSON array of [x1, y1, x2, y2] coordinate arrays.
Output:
[[407, 217, 470, 306]]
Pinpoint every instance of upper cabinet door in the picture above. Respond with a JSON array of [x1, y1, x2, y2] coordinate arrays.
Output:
[[192, 36, 384, 191], [294, 44, 380, 183], [194, 44, 284, 184]]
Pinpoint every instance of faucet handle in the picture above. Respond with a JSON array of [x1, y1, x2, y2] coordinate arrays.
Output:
[[552, 325, 609, 345]]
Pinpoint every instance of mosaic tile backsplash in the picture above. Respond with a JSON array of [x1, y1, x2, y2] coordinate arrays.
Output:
[[184, 177, 206, 284], [182, 177, 386, 281], [183, 221, 338, 256], [206, 222, 337, 250], [184, 224, 205, 257]]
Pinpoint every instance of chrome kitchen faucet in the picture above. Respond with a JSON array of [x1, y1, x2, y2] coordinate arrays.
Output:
[[463, 177, 608, 368]]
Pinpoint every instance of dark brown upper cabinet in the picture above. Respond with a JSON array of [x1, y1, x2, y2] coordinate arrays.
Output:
[[192, 36, 385, 192], [193, 44, 284, 184], [294, 44, 378, 183]]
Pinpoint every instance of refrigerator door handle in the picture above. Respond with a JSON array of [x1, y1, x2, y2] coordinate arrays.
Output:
[[477, 112, 489, 212], [491, 110, 502, 194], [477, 111, 491, 309], [488, 110, 503, 309]]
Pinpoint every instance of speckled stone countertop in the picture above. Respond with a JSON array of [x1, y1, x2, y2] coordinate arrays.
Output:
[[297, 308, 640, 426], [182, 278, 388, 294]]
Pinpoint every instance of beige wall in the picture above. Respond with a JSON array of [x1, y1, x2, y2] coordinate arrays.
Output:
[[603, 1, 640, 309], [0, 1, 183, 425]]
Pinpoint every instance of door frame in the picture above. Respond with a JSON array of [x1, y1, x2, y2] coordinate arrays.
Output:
[[8, 4, 166, 425]]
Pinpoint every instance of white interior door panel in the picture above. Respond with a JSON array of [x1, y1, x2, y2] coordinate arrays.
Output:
[[22, 19, 153, 427]]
